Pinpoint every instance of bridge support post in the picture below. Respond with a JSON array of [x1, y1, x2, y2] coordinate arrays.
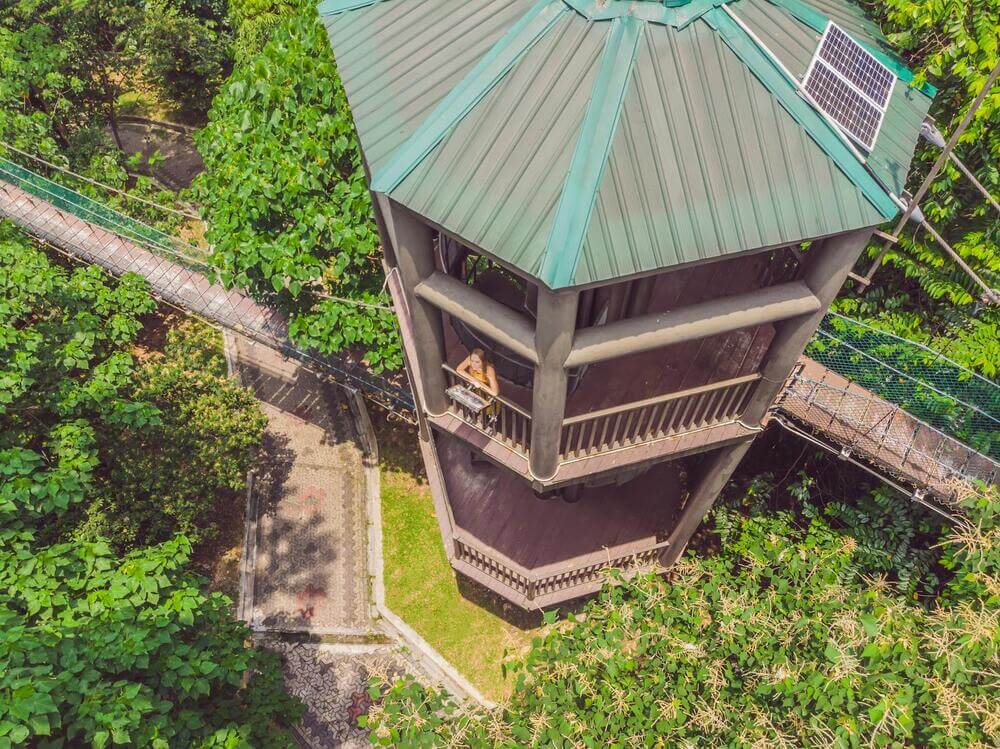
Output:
[[376, 195, 449, 417], [741, 228, 873, 427]]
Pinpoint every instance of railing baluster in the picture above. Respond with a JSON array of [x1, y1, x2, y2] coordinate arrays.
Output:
[[660, 399, 680, 435], [597, 414, 611, 454], [716, 382, 741, 422], [676, 392, 699, 431], [699, 388, 723, 427], [611, 412, 625, 448], [642, 402, 663, 439], [621, 408, 638, 445]]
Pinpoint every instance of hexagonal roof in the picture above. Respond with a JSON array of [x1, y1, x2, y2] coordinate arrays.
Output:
[[321, 0, 932, 288]]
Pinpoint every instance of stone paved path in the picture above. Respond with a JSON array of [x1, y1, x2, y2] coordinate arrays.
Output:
[[263, 639, 408, 748], [227, 334, 459, 747], [231, 334, 372, 634]]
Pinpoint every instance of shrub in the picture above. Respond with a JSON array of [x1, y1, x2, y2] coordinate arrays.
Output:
[[81, 320, 267, 552]]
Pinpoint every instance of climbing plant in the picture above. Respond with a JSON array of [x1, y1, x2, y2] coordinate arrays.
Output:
[[227, 0, 302, 63], [194, 8, 402, 372]]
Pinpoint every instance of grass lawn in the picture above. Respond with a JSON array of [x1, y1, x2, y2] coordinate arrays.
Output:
[[377, 421, 539, 699]]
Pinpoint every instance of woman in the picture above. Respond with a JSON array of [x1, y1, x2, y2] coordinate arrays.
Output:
[[456, 348, 500, 417]]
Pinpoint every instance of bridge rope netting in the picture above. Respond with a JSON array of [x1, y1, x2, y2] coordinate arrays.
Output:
[[807, 313, 1000, 461]]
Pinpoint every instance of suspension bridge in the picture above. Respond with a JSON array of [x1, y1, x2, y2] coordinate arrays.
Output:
[[0, 155, 996, 520]]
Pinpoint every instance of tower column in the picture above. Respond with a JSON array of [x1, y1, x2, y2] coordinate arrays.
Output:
[[529, 287, 579, 480], [661, 437, 754, 566], [741, 228, 873, 426], [376, 195, 449, 416]]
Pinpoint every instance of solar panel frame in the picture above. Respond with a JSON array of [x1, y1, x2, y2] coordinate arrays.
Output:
[[818, 25, 894, 108], [802, 22, 896, 152]]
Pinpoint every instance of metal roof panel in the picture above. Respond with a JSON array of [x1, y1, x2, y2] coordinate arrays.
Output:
[[391, 10, 607, 279], [323, 0, 535, 172], [322, 0, 932, 289], [576, 18, 881, 286]]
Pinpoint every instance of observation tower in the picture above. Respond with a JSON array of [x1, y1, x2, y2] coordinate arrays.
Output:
[[320, 0, 934, 607]]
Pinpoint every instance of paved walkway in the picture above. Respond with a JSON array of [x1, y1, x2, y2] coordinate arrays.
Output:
[[227, 334, 481, 746], [231, 335, 372, 634], [113, 118, 204, 189]]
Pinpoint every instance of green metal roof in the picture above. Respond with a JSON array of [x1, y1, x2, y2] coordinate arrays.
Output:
[[320, 0, 933, 289]]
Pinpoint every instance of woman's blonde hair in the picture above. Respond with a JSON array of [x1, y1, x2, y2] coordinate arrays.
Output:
[[470, 347, 487, 365]]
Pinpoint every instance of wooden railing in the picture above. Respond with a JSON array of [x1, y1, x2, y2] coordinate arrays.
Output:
[[453, 531, 669, 603], [442, 364, 532, 456], [560, 374, 761, 460]]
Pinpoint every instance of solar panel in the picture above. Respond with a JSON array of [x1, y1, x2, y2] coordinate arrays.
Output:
[[803, 22, 895, 150]]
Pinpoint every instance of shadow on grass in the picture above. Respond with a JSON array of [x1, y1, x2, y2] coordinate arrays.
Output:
[[370, 408, 426, 478], [454, 573, 595, 630]]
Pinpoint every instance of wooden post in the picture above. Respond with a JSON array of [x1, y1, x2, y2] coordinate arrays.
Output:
[[660, 437, 754, 566], [376, 195, 449, 416], [529, 287, 579, 480], [740, 228, 873, 427]]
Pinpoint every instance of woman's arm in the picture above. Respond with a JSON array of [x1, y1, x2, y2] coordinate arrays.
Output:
[[455, 355, 473, 379], [485, 364, 500, 397]]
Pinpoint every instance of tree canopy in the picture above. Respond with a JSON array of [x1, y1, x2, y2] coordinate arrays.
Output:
[[0, 229, 301, 747], [838, 0, 999, 376], [194, 7, 402, 372]]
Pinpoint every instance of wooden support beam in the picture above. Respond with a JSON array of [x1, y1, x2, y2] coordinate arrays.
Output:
[[740, 228, 873, 426], [529, 288, 578, 480], [565, 280, 820, 367], [415, 271, 538, 363], [377, 196, 449, 416], [660, 438, 754, 566]]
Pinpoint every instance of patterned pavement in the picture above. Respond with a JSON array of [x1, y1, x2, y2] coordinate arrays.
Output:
[[264, 638, 409, 748], [232, 335, 373, 635]]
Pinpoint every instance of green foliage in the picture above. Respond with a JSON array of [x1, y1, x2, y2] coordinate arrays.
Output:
[[79, 320, 267, 552], [0, 230, 263, 549], [227, 0, 302, 63], [0, 230, 155, 529], [722, 469, 948, 599], [195, 8, 401, 371], [820, 486, 943, 599], [806, 314, 1000, 457], [0, 231, 301, 745], [0, 4, 193, 238], [369, 502, 998, 747], [140, 0, 234, 116], [0, 534, 301, 748], [843, 0, 999, 374]]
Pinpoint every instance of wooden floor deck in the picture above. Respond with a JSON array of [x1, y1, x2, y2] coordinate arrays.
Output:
[[434, 429, 684, 570], [777, 358, 998, 505]]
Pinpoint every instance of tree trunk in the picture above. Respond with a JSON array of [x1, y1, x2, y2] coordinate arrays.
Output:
[[105, 86, 124, 151]]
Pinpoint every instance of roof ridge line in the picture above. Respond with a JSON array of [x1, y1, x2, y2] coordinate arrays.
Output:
[[317, 0, 383, 17], [370, 0, 568, 195], [539, 15, 643, 288], [703, 5, 900, 219]]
